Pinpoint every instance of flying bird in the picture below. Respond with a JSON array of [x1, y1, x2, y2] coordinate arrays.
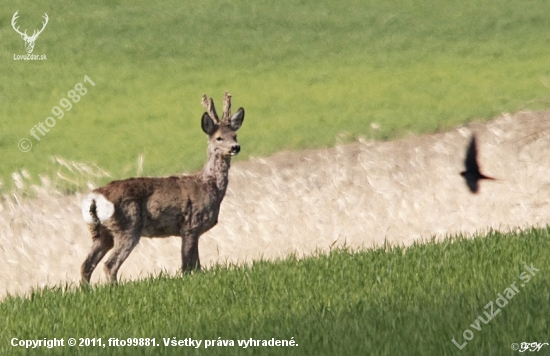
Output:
[[460, 135, 495, 193]]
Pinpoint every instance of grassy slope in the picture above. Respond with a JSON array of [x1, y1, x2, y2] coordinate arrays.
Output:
[[1, 227, 549, 355], [1, 0, 550, 190]]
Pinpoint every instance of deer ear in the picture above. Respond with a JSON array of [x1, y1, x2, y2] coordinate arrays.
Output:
[[230, 108, 244, 131], [201, 113, 218, 135]]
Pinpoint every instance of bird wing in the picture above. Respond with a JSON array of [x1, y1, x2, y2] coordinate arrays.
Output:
[[464, 135, 480, 173]]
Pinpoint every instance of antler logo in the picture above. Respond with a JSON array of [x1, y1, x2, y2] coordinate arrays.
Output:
[[11, 11, 49, 54]]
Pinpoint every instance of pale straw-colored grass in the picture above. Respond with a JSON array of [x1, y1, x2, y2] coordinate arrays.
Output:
[[1, 111, 549, 299]]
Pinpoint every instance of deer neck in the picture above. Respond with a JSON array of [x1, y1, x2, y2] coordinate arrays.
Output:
[[200, 151, 231, 194]]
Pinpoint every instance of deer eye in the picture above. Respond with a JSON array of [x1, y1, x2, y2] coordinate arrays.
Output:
[[216, 137, 223, 141]]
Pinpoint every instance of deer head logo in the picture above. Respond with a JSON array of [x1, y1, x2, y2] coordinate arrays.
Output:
[[11, 11, 49, 54]]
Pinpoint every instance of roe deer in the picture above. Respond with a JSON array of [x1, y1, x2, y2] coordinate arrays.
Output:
[[80, 92, 244, 284]]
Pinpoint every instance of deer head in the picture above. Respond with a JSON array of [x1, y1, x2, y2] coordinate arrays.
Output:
[[201, 92, 244, 158], [11, 11, 49, 54]]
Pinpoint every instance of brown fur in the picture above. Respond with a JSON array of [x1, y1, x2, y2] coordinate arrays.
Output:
[[81, 93, 244, 283]]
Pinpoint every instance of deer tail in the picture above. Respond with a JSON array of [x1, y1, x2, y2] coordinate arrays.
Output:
[[82, 192, 115, 228], [89, 199, 100, 225], [89, 199, 101, 238]]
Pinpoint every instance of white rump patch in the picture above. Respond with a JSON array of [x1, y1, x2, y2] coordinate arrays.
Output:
[[81, 192, 115, 224]]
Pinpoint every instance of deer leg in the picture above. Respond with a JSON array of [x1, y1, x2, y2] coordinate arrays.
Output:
[[181, 232, 200, 274], [103, 231, 140, 284], [81, 227, 114, 284]]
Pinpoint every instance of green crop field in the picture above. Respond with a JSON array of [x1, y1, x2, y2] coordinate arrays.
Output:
[[2, 0, 550, 191], [2, 1, 550, 355], [1, 227, 549, 355]]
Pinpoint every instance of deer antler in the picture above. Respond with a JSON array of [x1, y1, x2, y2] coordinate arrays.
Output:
[[11, 11, 27, 38], [201, 94, 219, 123], [222, 92, 232, 122], [31, 13, 49, 39], [11, 11, 48, 40]]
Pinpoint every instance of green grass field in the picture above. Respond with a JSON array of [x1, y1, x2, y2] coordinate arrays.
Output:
[[2, 0, 550, 190], [1, 227, 549, 355], [2, 1, 550, 355]]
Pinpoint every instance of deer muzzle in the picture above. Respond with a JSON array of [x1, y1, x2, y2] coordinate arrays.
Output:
[[230, 145, 241, 155]]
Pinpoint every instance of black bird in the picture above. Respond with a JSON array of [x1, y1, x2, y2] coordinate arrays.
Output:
[[460, 135, 495, 193]]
